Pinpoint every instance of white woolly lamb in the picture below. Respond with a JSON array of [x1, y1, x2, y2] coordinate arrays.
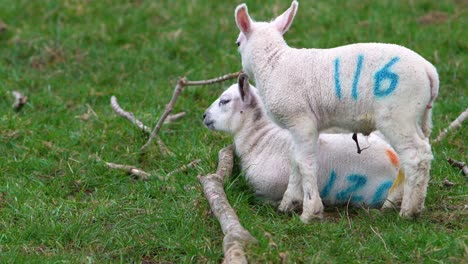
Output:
[[234, 1, 438, 222], [203, 74, 404, 208]]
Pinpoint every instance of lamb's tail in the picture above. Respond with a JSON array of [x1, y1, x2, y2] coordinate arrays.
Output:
[[421, 64, 439, 138]]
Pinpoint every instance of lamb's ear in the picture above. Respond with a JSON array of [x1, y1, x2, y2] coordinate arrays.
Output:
[[238, 73, 250, 102], [235, 4, 253, 35], [273, 1, 298, 35]]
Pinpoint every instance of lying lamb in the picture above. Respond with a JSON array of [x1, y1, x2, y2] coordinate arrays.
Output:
[[234, 1, 438, 221], [203, 74, 403, 208]]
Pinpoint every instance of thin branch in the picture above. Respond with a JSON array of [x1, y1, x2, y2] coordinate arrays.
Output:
[[141, 71, 242, 151], [370, 226, 389, 252], [105, 162, 150, 181], [184, 71, 243, 86], [141, 78, 186, 151], [12, 91, 28, 112], [167, 159, 201, 177], [164, 112, 186, 124], [442, 178, 455, 187], [110, 96, 151, 134], [198, 145, 257, 264], [447, 158, 467, 176], [110, 95, 173, 156], [435, 109, 468, 142]]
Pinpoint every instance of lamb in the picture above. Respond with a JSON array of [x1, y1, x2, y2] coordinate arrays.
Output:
[[234, 1, 439, 222], [203, 74, 404, 208]]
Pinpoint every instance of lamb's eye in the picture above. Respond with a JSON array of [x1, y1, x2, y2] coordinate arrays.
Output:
[[219, 99, 231, 106], [236, 41, 240, 47]]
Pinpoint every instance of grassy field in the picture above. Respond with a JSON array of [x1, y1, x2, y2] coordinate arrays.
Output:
[[0, 0, 466, 263]]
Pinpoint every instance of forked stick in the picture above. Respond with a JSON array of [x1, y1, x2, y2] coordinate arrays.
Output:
[[141, 71, 242, 151], [198, 145, 257, 264], [110, 95, 173, 155]]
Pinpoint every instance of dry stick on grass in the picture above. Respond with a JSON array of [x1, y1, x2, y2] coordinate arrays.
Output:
[[141, 71, 242, 151], [447, 158, 468, 176], [164, 112, 186, 124], [198, 145, 257, 264], [167, 159, 201, 177], [434, 108, 468, 142], [110, 95, 173, 156], [12, 91, 28, 112], [105, 162, 150, 181]]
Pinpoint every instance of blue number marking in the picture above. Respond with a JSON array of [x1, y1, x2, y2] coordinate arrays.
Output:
[[334, 59, 342, 99], [370, 180, 394, 207], [320, 170, 337, 198], [352, 55, 364, 100], [374, 57, 400, 97], [336, 174, 367, 202]]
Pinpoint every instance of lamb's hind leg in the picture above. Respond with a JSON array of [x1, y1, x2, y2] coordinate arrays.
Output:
[[380, 122, 433, 218], [278, 119, 323, 222]]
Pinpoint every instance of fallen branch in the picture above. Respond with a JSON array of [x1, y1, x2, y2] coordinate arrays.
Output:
[[198, 145, 257, 264], [105, 162, 150, 181], [111, 96, 151, 133], [164, 112, 186, 124], [110, 95, 173, 156], [442, 178, 455, 187], [447, 158, 468, 176], [435, 109, 467, 142], [167, 159, 201, 177], [141, 71, 242, 151], [12, 91, 28, 112]]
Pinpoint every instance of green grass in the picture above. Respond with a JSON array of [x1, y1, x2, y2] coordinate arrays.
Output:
[[0, 0, 466, 263]]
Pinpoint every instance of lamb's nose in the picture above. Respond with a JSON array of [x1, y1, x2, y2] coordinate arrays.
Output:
[[203, 113, 206, 119]]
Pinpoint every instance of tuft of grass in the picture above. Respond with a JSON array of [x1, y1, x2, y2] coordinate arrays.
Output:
[[0, 0, 466, 262]]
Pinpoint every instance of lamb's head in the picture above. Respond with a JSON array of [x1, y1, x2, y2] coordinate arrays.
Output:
[[203, 74, 262, 134], [235, 1, 298, 76]]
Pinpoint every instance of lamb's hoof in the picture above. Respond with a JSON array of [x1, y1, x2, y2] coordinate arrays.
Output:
[[278, 199, 302, 213], [300, 199, 324, 223], [300, 210, 323, 223], [399, 207, 423, 218], [381, 200, 399, 211]]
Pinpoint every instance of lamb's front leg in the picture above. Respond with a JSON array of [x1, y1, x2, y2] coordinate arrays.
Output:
[[278, 144, 303, 213], [279, 120, 323, 222]]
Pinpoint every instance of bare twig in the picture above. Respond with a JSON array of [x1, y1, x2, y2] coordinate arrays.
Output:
[[370, 226, 389, 251], [110, 95, 173, 156], [435, 109, 467, 142], [141, 71, 242, 151], [198, 145, 257, 264], [442, 178, 455, 187], [111, 96, 151, 133], [167, 159, 201, 177], [12, 91, 28, 112], [105, 162, 150, 181], [164, 112, 186, 124], [184, 71, 243, 86], [447, 158, 468, 176]]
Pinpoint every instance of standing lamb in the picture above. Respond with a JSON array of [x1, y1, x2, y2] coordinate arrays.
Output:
[[234, 1, 438, 222], [203, 74, 404, 208]]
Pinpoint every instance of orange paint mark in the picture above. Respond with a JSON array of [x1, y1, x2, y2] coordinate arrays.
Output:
[[386, 149, 400, 167]]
